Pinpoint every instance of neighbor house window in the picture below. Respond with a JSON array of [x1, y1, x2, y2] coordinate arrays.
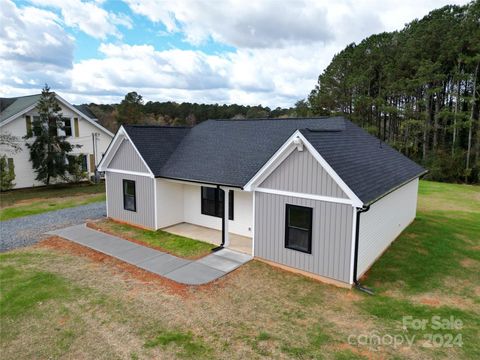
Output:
[[285, 204, 312, 254], [63, 118, 72, 136], [201, 187, 233, 220], [81, 155, 88, 172], [123, 179, 136, 212]]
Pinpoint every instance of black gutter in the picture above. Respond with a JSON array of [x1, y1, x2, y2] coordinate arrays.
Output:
[[155, 175, 243, 190], [363, 172, 428, 207], [352, 205, 374, 295]]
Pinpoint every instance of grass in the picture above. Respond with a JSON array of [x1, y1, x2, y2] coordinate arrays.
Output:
[[91, 219, 216, 259], [144, 330, 210, 358], [0, 179, 478, 359], [0, 182, 105, 221]]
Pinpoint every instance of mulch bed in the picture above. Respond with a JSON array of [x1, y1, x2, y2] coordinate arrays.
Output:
[[37, 236, 234, 298]]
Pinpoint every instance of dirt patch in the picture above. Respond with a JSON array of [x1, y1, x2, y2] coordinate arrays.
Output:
[[37, 236, 192, 298], [3, 193, 102, 210], [460, 258, 477, 269]]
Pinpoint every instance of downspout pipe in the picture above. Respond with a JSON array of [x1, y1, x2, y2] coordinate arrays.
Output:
[[212, 185, 225, 252], [353, 205, 374, 295]]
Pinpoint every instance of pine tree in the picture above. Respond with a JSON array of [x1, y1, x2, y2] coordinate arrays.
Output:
[[24, 85, 80, 185], [116, 92, 144, 125]]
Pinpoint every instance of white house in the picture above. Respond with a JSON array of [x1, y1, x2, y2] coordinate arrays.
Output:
[[98, 117, 427, 288], [0, 93, 113, 189]]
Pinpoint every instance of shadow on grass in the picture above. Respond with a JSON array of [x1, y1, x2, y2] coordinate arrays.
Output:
[[362, 210, 480, 293]]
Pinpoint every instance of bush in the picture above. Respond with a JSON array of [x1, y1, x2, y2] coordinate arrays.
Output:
[[67, 155, 88, 183]]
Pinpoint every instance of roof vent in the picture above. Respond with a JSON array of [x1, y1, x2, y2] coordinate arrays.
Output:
[[293, 137, 303, 152]]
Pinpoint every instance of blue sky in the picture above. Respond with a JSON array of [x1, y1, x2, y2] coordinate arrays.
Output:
[[0, 0, 470, 107]]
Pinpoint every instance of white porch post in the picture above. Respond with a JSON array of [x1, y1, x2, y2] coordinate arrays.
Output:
[[221, 187, 230, 247]]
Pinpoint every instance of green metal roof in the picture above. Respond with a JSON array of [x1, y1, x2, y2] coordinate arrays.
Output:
[[0, 94, 41, 124], [0, 94, 97, 124]]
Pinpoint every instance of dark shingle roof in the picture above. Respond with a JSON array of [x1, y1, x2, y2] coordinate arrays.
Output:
[[123, 125, 190, 175], [300, 121, 426, 204], [0, 94, 98, 124], [122, 117, 426, 205]]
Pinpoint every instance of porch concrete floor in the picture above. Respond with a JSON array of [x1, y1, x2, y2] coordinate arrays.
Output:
[[162, 223, 253, 255]]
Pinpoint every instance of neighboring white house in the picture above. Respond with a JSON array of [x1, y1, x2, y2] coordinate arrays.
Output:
[[98, 117, 427, 288], [0, 93, 113, 189]]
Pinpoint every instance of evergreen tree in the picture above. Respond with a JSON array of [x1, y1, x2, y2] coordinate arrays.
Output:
[[0, 155, 15, 191], [307, 1, 480, 183], [116, 91, 144, 125], [24, 85, 79, 185]]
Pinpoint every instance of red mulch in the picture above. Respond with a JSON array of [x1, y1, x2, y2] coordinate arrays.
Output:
[[37, 236, 192, 297]]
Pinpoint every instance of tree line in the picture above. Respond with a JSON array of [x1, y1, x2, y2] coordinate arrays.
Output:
[[88, 93, 296, 132], [306, 1, 480, 183], [83, 2, 479, 184]]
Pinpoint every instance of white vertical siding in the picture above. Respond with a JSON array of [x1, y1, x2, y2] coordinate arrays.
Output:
[[254, 192, 353, 283], [106, 171, 156, 229], [156, 179, 184, 228], [260, 148, 348, 198], [357, 178, 419, 277], [108, 139, 149, 173]]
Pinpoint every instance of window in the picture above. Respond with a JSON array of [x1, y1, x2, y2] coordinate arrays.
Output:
[[81, 155, 88, 172], [7, 158, 14, 175], [64, 118, 72, 136], [123, 179, 136, 212], [285, 204, 312, 254], [201, 187, 233, 220], [74, 118, 79, 137], [25, 116, 32, 136]]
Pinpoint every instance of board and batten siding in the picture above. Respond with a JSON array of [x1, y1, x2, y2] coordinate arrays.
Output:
[[106, 171, 156, 229], [254, 192, 353, 283], [108, 139, 150, 173], [357, 178, 419, 277], [259, 148, 347, 198]]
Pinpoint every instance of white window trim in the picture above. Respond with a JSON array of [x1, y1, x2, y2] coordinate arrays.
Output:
[[349, 205, 357, 284], [255, 187, 354, 205], [105, 168, 154, 178], [244, 130, 363, 208], [153, 178, 158, 229], [252, 190, 255, 257]]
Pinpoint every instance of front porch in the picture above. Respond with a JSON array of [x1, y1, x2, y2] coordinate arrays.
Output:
[[163, 222, 253, 255]]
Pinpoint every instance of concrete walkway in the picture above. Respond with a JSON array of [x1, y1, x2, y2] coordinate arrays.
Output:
[[46, 224, 252, 285]]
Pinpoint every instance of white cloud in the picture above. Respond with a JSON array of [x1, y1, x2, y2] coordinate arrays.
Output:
[[31, 0, 132, 39], [0, 0, 74, 94], [124, 0, 334, 48], [2, 0, 472, 107], [65, 42, 334, 107]]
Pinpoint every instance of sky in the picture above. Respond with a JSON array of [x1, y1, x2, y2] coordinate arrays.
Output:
[[0, 0, 471, 107]]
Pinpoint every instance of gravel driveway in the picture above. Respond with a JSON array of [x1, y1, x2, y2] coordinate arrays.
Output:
[[0, 202, 106, 252]]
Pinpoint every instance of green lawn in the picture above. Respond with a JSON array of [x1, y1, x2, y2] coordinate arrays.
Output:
[[0, 180, 478, 359], [0, 183, 105, 221], [90, 219, 216, 259]]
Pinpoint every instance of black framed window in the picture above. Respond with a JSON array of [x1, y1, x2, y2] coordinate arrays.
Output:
[[63, 118, 72, 136], [123, 179, 136, 212], [201, 187, 233, 220], [285, 204, 312, 254]]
